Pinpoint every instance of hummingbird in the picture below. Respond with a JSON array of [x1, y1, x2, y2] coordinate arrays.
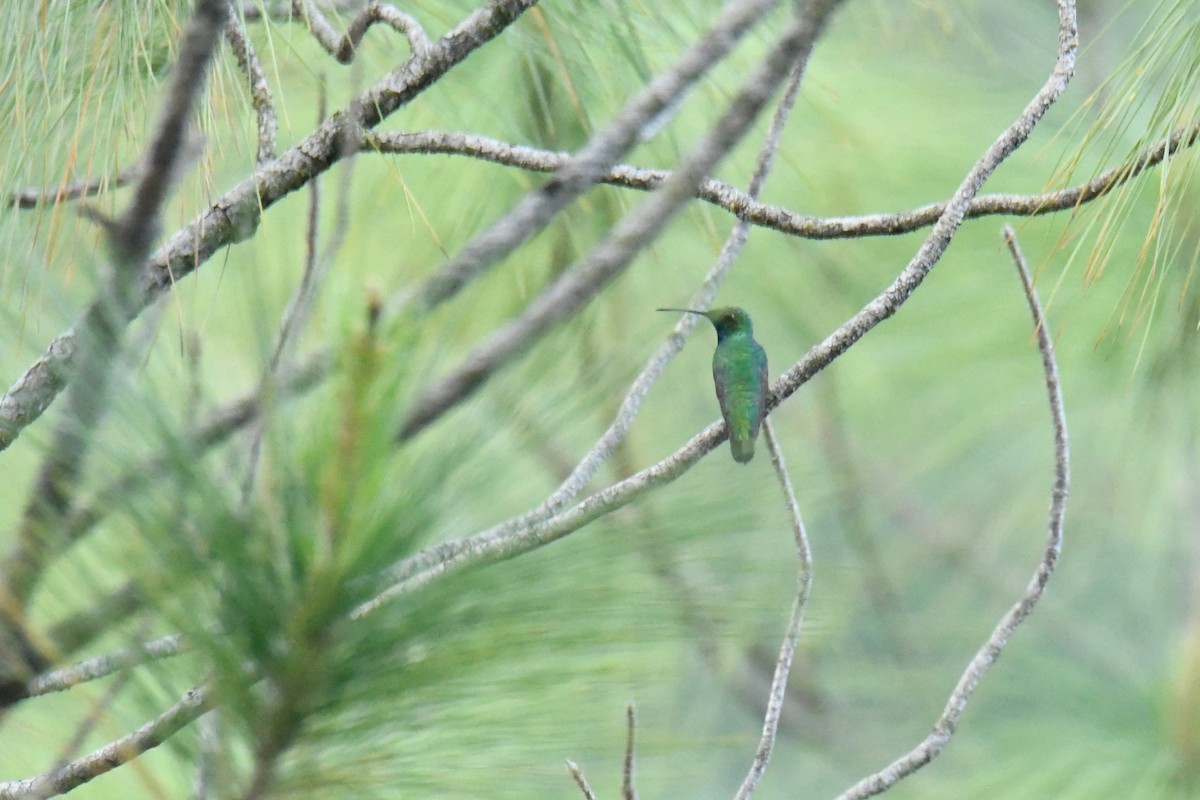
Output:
[[658, 306, 769, 463]]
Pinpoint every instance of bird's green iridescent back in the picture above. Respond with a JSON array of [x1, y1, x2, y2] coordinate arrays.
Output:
[[712, 329, 768, 463], [655, 305, 769, 463]]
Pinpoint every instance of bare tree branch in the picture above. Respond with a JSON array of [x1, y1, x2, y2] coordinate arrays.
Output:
[[733, 418, 812, 799], [396, 0, 845, 441], [0, 0, 539, 456], [622, 703, 638, 800], [565, 760, 598, 800], [21, 635, 188, 702], [7, 166, 139, 209], [546, 49, 815, 514], [384, 12, 820, 559], [0, 686, 212, 800], [769, 0, 1077, 407], [831, 225, 1070, 798]]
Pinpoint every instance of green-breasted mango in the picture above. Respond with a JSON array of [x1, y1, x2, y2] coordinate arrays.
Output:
[[658, 306, 768, 463]]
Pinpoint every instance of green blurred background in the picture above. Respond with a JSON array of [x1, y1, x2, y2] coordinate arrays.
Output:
[[1, 0, 1198, 797]]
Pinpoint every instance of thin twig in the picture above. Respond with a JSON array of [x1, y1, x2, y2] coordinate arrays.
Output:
[[0, 0, 539, 457], [50, 622, 157, 771], [0, 686, 212, 800], [832, 224, 1070, 799], [395, 0, 844, 442], [22, 634, 188, 700], [241, 85, 327, 505], [622, 703, 638, 800], [734, 418, 812, 800], [356, 0, 1075, 619], [366, 114, 1200, 241], [225, 4, 277, 164], [7, 165, 139, 209], [193, 711, 221, 800], [410, 0, 790, 311], [291, 0, 430, 63], [565, 760, 598, 800]]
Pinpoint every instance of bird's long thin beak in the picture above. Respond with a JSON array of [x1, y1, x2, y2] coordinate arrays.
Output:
[[656, 307, 706, 315]]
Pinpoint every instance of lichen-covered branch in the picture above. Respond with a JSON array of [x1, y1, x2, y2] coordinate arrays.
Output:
[[367, 115, 1200, 241], [225, 5, 277, 164], [0, 686, 212, 800]]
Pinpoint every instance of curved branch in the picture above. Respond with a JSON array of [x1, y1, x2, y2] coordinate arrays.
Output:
[[367, 115, 1200, 242], [832, 226, 1070, 797], [291, 0, 430, 63]]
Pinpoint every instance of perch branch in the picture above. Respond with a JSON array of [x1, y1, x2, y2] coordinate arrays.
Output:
[[543, 48, 815, 517], [385, 12, 818, 552]]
